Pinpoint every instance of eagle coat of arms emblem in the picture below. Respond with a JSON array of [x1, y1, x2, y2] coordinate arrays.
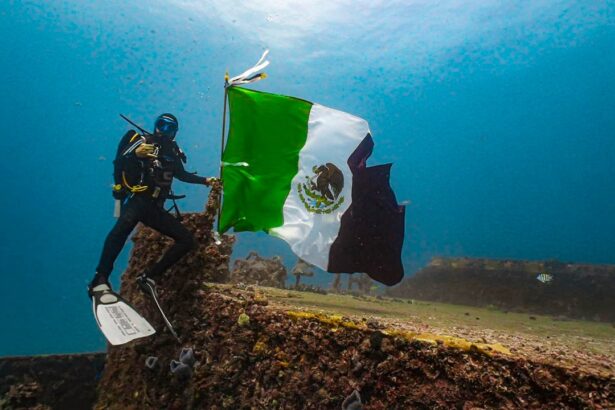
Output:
[[297, 163, 345, 214]]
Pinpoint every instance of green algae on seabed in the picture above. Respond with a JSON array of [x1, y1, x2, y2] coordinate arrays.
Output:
[[285, 310, 511, 356], [262, 286, 615, 374]]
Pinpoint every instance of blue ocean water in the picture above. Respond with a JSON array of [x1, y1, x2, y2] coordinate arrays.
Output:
[[1, 1, 613, 356]]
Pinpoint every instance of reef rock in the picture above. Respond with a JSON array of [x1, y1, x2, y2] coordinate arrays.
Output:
[[94, 195, 615, 409], [0, 353, 105, 410], [388, 257, 615, 322], [230, 252, 287, 288]]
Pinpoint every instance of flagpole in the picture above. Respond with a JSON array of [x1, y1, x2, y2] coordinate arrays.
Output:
[[216, 73, 230, 232], [214, 50, 269, 233]]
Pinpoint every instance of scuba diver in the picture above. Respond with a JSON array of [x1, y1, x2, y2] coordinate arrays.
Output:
[[88, 113, 216, 300]]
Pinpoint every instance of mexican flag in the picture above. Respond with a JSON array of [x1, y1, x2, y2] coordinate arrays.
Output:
[[219, 87, 405, 286]]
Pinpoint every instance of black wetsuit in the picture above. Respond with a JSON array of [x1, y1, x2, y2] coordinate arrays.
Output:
[[94, 134, 208, 285]]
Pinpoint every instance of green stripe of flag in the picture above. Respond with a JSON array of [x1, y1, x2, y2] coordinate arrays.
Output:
[[219, 87, 313, 233]]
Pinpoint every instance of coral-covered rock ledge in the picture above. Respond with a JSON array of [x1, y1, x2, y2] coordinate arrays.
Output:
[[95, 284, 614, 409], [94, 189, 613, 409]]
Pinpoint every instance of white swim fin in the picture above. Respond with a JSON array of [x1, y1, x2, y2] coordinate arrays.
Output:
[[91, 284, 155, 346]]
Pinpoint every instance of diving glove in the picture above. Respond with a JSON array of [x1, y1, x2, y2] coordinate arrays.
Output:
[[205, 177, 220, 186], [135, 143, 159, 158]]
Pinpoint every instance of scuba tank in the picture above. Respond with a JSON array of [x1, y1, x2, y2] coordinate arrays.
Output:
[[113, 114, 187, 218]]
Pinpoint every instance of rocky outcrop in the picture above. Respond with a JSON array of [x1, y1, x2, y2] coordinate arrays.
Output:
[[124, 184, 233, 286], [230, 252, 287, 288], [89, 189, 615, 409], [95, 185, 236, 407], [387, 257, 615, 322], [0, 353, 105, 410], [93, 284, 614, 409]]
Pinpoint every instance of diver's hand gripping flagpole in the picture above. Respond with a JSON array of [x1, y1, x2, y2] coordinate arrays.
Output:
[[216, 49, 270, 232]]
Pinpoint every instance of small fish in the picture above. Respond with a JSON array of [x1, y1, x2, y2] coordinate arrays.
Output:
[[536, 273, 553, 284]]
